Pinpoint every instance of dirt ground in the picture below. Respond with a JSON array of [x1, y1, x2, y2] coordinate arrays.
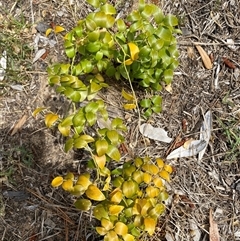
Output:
[[0, 0, 240, 240]]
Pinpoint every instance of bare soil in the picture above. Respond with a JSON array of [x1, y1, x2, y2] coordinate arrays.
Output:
[[0, 0, 240, 241]]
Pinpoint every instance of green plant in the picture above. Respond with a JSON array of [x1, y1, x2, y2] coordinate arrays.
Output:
[[217, 117, 240, 163], [47, 0, 180, 114], [35, 0, 180, 239]]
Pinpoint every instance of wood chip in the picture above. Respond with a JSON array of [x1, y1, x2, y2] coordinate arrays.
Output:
[[11, 114, 28, 136], [195, 45, 213, 69], [209, 209, 220, 241]]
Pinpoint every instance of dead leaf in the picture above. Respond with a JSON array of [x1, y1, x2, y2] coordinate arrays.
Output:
[[140, 123, 172, 143], [187, 47, 195, 59], [198, 110, 212, 161], [11, 114, 28, 136], [33, 49, 46, 63], [0, 50, 7, 81], [166, 140, 206, 159], [195, 45, 213, 69], [165, 83, 172, 93], [222, 57, 236, 69], [209, 209, 220, 241]]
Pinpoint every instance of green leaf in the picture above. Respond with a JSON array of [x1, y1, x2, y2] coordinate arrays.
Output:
[[86, 112, 97, 126], [85, 184, 106, 201], [164, 69, 173, 84], [95, 139, 109, 156], [151, 95, 162, 105], [86, 0, 100, 8], [138, 0, 145, 11], [86, 42, 101, 53], [144, 108, 152, 118], [127, 10, 142, 22], [80, 134, 95, 143], [140, 99, 151, 108], [85, 102, 99, 113], [122, 180, 139, 198], [130, 20, 143, 32], [155, 27, 172, 42], [73, 110, 86, 127], [80, 59, 94, 73], [152, 106, 162, 113], [93, 204, 109, 220], [153, 7, 164, 24], [86, 13, 97, 31], [96, 51, 103, 61], [100, 3, 116, 14], [65, 138, 74, 152], [90, 81, 102, 93], [141, 4, 154, 19], [116, 19, 126, 32], [106, 130, 119, 145], [106, 145, 121, 161], [88, 30, 100, 42], [64, 88, 81, 102], [164, 14, 179, 27], [65, 47, 75, 58], [74, 199, 92, 211], [74, 137, 88, 149]]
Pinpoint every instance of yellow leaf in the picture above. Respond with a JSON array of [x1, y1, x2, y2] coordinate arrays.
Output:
[[164, 164, 173, 174], [103, 175, 111, 191], [142, 164, 159, 175], [76, 173, 92, 190], [159, 170, 170, 182], [110, 188, 123, 204], [94, 155, 106, 169], [45, 28, 52, 36], [54, 25, 65, 33], [109, 205, 124, 215], [101, 218, 114, 231], [143, 172, 152, 184], [156, 158, 165, 168], [144, 217, 157, 235], [85, 184, 106, 201], [104, 230, 118, 241], [195, 45, 213, 69], [45, 113, 59, 128], [51, 176, 63, 187], [124, 58, 133, 65], [96, 227, 107, 236], [123, 234, 135, 241], [153, 177, 163, 188], [146, 186, 160, 198], [121, 89, 135, 101], [123, 103, 136, 110], [62, 179, 73, 191], [58, 123, 71, 136], [32, 107, 46, 117], [128, 42, 139, 60], [114, 222, 128, 236]]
